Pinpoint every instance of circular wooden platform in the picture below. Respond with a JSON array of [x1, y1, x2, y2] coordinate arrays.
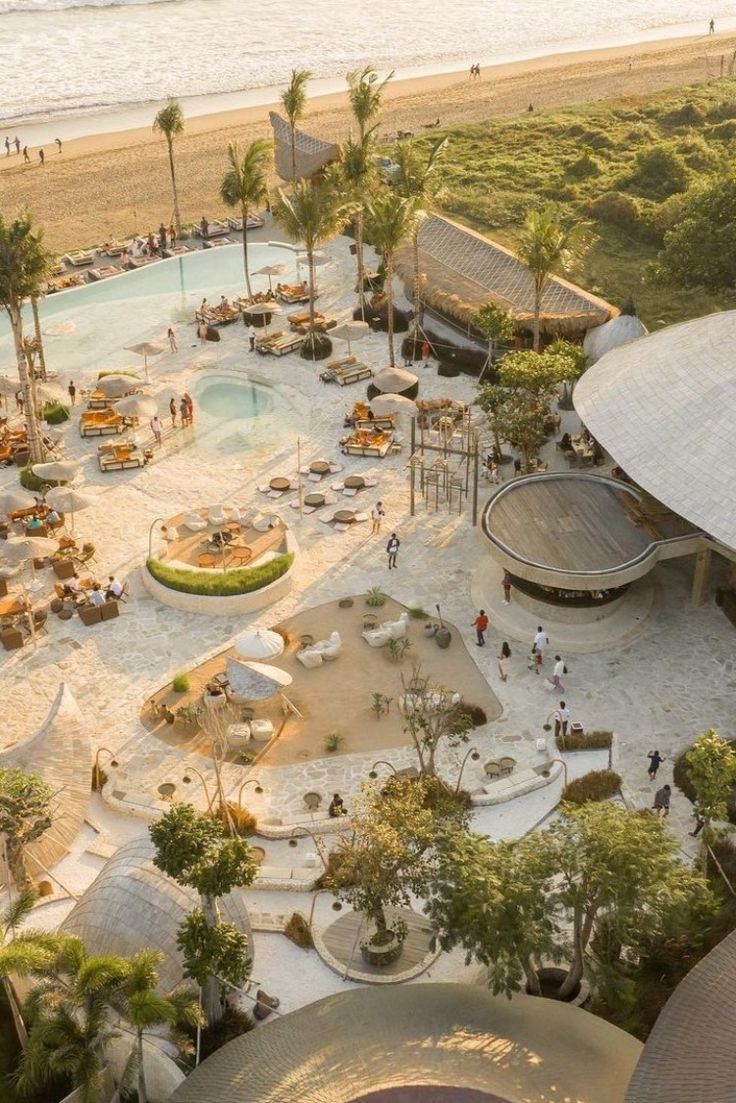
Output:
[[313, 906, 439, 983]]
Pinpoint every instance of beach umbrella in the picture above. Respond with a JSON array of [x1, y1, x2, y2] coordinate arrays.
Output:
[[35, 381, 65, 405], [225, 658, 292, 701], [330, 320, 370, 356], [296, 252, 329, 268], [233, 628, 285, 661], [370, 393, 418, 417], [115, 393, 158, 418], [96, 374, 140, 398], [0, 488, 35, 517], [251, 264, 286, 293], [240, 301, 283, 335], [45, 486, 94, 532], [31, 459, 80, 483], [3, 534, 60, 591], [370, 366, 420, 400], [125, 341, 166, 381]]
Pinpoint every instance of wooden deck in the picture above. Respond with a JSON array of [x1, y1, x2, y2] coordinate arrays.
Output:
[[321, 907, 435, 979], [488, 476, 655, 573]]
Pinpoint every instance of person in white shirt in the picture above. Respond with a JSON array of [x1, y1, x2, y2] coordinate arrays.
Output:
[[551, 654, 566, 693], [371, 500, 385, 535], [531, 625, 548, 674], [88, 585, 105, 607], [63, 573, 81, 596], [106, 576, 123, 600], [554, 701, 570, 739], [150, 416, 163, 448]]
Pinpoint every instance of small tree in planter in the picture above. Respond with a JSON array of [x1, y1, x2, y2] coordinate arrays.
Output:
[[401, 666, 472, 778], [684, 728, 736, 845]]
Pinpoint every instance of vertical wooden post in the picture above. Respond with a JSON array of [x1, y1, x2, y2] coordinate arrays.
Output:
[[472, 431, 479, 527], [409, 417, 416, 517], [691, 546, 711, 607]]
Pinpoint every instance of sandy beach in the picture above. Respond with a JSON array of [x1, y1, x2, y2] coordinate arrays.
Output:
[[3, 30, 735, 253]]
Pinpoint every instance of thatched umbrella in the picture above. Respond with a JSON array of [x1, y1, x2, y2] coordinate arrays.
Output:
[[31, 459, 80, 483], [45, 486, 94, 532], [0, 488, 35, 517], [225, 658, 292, 701], [233, 628, 285, 661], [125, 341, 166, 381], [370, 393, 418, 417], [368, 366, 419, 401], [96, 374, 140, 398], [330, 320, 370, 357], [251, 264, 286, 293], [114, 393, 158, 418], [240, 302, 283, 334], [3, 533, 60, 591]]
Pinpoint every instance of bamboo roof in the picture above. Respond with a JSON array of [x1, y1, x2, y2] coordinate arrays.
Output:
[[396, 215, 616, 336], [269, 112, 340, 181]]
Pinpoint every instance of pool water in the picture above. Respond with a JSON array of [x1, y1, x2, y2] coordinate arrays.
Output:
[[189, 374, 293, 460], [197, 379, 274, 422]]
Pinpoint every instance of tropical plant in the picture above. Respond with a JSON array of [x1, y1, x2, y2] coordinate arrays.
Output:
[[684, 729, 736, 844], [171, 672, 190, 693], [0, 210, 53, 464], [339, 132, 377, 319], [347, 65, 393, 142], [657, 173, 736, 292], [149, 804, 257, 1028], [323, 732, 345, 753], [561, 768, 622, 805], [153, 98, 185, 236], [219, 139, 271, 300], [0, 766, 53, 890], [364, 192, 418, 366], [393, 137, 448, 344], [400, 666, 472, 778], [365, 586, 386, 606], [280, 69, 312, 184], [474, 301, 515, 383], [476, 384, 548, 472], [517, 205, 593, 351], [273, 182, 353, 355]]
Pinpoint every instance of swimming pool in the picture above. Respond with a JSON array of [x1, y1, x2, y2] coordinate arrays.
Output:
[[189, 373, 294, 459]]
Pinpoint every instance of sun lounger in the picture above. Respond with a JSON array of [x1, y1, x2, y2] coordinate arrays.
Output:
[[125, 256, 155, 269], [256, 332, 304, 357], [99, 240, 128, 257], [97, 440, 146, 471], [275, 285, 311, 305], [45, 273, 86, 293], [87, 265, 123, 282], [195, 305, 241, 326], [226, 215, 265, 231], [64, 250, 95, 267], [161, 245, 192, 258], [202, 237, 233, 249], [340, 430, 393, 458], [196, 220, 229, 238], [80, 410, 127, 438], [320, 362, 373, 386]]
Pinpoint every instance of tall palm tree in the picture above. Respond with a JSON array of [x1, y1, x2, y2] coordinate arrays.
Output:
[[273, 181, 353, 356], [517, 205, 592, 351], [220, 139, 271, 300], [365, 193, 418, 367], [347, 65, 393, 142], [0, 211, 51, 464], [393, 137, 448, 346], [280, 69, 312, 184], [114, 950, 202, 1103], [153, 98, 185, 237]]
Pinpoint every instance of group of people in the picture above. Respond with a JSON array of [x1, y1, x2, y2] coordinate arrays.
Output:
[[150, 393, 193, 446], [468, 63, 482, 79], [62, 573, 124, 604], [5, 135, 61, 163]]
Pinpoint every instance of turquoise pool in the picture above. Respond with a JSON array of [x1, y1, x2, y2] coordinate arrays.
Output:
[[189, 374, 293, 459]]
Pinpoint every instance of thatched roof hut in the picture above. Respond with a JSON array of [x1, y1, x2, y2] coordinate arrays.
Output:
[[396, 215, 616, 338], [269, 112, 340, 182]]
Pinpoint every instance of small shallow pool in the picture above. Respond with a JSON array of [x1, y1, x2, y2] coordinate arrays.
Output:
[[190, 374, 292, 458]]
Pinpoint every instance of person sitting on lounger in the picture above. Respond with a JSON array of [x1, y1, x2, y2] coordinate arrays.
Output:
[[329, 793, 347, 817], [219, 295, 231, 312], [46, 508, 60, 525], [343, 409, 356, 428], [301, 280, 309, 294]]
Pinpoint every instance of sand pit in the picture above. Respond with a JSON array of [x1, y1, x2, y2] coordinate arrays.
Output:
[[144, 596, 501, 769]]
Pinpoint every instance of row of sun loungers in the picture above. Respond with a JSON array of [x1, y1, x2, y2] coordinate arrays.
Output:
[[195, 305, 241, 326], [97, 439, 148, 471], [255, 330, 304, 357], [80, 410, 130, 438], [63, 250, 96, 267], [195, 219, 229, 239], [226, 215, 266, 232], [275, 285, 311, 304], [320, 357, 374, 386]]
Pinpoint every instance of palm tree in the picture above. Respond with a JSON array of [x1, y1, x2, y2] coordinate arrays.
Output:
[[281, 69, 312, 184], [153, 98, 185, 237], [365, 193, 418, 367], [220, 139, 271, 300], [347, 65, 393, 142], [0, 211, 52, 464], [114, 950, 202, 1103], [393, 137, 448, 348], [517, 204, 592, 351], [273, 181, 353, 357]]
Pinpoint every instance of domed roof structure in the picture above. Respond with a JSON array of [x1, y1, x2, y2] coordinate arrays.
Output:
[[170, 983, 641, 1103], [60, 835, 253, 993], [583, 311, 648, 363], [574, 310, 736, 550]]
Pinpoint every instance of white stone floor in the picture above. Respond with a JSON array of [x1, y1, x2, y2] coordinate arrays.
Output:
[[2, 233, 732, 1015]]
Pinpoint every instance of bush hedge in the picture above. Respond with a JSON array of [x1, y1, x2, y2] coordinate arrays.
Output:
[[673, 738, 736, 825], [146, 553, 293, 597], [555, 729, 613, 752], [19, 466, 48, 492], [562, 768, 622, 805], [41, 401, 70, 425]]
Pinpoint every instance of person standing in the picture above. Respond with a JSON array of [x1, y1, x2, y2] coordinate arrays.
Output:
[[497, 640, 511, 682], [472, 609, 489, 647], [167, 326, 177, 352], [501, 570, 512, 604], [38, 148, 45, 165], [553, 701, 570, 740], [13, 136, 19, 154], [169, 397, 177, 428], [179, 397, 189, 427], [647, 749, 664, 780], [371, 500, 385, 535], [248, 323, 256, 351], [551, 655, 565, 693], [67, 379, 76, 406], [150, 415, 163, 448], [4, 137, 9, 157], [652, 784, 671, 817], [709, 17, 715, 33], [55, 137, 62, 153], [200, 215, 209, 240], [22, 146, 30, 163], [531, 625, 548, 674], [169, 223, 176, 248], [159, 223, 167, 251], [184, 392, 194, 422], [386, 532, 400, 569]]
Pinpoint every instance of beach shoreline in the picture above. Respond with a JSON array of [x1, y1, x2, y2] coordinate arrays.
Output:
[[3, 27, 735, 252]]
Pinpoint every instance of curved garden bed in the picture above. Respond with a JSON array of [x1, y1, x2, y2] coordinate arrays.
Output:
[[141, 546, 296, 615]]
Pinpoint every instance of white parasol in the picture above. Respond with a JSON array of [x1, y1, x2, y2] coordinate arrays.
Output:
[[96, 374, 140, 398], [115, 393, 158, 418], [370, 393, 418, 417], [240, 301, 283, 336], [330, 320, 370, 356], [45, 486, 94, 532], [125, 341, 166, 381], [233, 628, 285, 661], [226, 658, 292, 701], [251, 264, 286, 293], [372, 366, 419, 395], [0, 488, 36, 516], [31, 459, 80, 483], [35, 381, 65, 406], [3, 533, 60, 591]]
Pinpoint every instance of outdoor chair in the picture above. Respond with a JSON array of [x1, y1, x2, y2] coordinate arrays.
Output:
[[100, 601, 120, 621], [184, 513, 207, 532], [78, 604, 103, 627], [0, 626, 23, 651], [53, 558, 75, 580]]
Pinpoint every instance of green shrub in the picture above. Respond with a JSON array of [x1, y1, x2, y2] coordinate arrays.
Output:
[[708, 119, 736, 140], [171, 672, 190, 693], [324, 732, 344, 753], [146, 553, 293, 597], [556, 728, 613, 751], [565, 148, 601, 180], [365, 586, 386, 607], [562, 768, 622, 804], [588, 191, 640, 231], [673, 739, 736, 825], [409, 606, 430, 619], [41, 401, 70, 425], [284, 911, 314, 949], [661, 101, 707, 129], [19, 466, 47, 492], [453, 702, 488, 728], [623, 143, 690, 199]]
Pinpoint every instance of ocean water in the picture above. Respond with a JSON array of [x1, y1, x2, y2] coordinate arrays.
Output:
[[0, 0, 734, 131]]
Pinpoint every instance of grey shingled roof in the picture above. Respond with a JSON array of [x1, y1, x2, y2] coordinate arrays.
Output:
[[269, 112, 340, 181]]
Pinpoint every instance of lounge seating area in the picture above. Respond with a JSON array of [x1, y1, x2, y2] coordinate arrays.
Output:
[[63, 250, 95, 267], [340, 428, 394, 457], [45, 273, 87, 293], [80, 410, 128, 437], [320, 358, 374, 386], [275, 284, 311, 304], [226, 214, 265, 231], [255, 331, 304, 357], [362, 611, 409, 648], [97, 439, 149, 471], [196, 302, 241, 326], [296, 630, 342, 668], [287, 310, 337, 334], [156, 506, 288, 572]]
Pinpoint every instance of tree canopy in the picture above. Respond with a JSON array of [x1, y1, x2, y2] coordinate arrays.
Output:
[[684, 729, 736, 839], [0, 765, 53, 889], [657, 173, 736, 292]]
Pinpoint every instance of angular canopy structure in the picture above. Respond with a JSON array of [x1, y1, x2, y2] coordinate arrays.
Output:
[[269, 112, 340, 181], [583, 312, 648, 364]]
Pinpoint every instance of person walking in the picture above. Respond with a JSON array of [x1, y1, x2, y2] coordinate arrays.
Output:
[[501, 570, 512, 604], [647, 749, 664, 780], [4, 137, 9, 157], [248, 323, 256, 351], [22, 146, 30, 163], [472, 609, 489, 646], [167, 326, 177, 352], [553, 701, 570, 740], [55, 137, 62, 153], [150, 415, 163, 448], [709, 17, 715, 33], [550, 655, 566, 693], [386, 532, 400, 569], [159, 223, 167, 251], [67, 379, 76, 406], [652, 784, 671, 817], [169, 397, 177, 428], [179, 397, 189, 427], [531, 625, 548, 674], [371, 500, 385, 534], [169, 223, 176, 248], [497, 640, 511, 681], [38, 148, 45, 165]]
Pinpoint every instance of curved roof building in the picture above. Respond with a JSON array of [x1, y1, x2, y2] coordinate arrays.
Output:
[[60, 835, 253, 993], [575, 311, 736, 552], [170, 983, 642, 1103]]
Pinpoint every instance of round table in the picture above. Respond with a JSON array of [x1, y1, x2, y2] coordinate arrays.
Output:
[[333, 509, 356, 524], [198, 553, 216, 568], [305, 492, 325, 507], [344, 475, 365, 490], [270, 477, 291, 491], [309, 460, 330, 475]]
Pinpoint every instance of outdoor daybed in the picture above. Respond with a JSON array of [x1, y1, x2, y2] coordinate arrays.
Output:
[[97, 440, 148, 471], [275, 284, 311, 305], [63, 250, 95, 267], [340, 429, 394, 457], [322, 362, 374, 386], [226, 215, 266, 231], [80, 410, 128, 437], [256, 331, 304, 357]]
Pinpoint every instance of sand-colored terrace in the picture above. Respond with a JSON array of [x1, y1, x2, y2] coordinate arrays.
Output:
[[143, 596, 502, 769], [157, 509, 287, 570]]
